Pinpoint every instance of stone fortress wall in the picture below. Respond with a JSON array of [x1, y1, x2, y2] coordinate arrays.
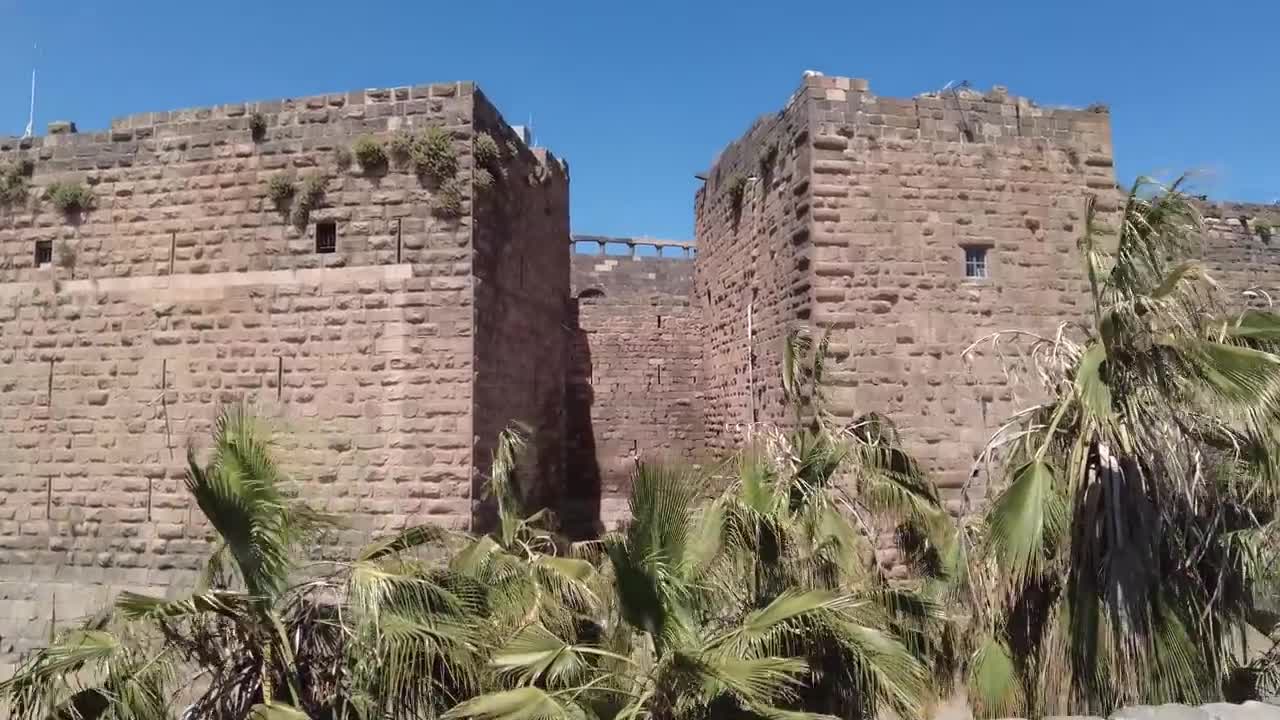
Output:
[[0, 72, 1277, 670], [0, 80, 568, 669]]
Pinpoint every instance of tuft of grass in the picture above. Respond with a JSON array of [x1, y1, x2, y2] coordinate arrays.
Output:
[[290, 174, 328, 229], [474, 133, 501, 169], [267, 175, 295, 213], [431, 179, 465, 218], [352, 136, 388, 173], [45, 181, 94, 216], [725, 175, 747, 210], [0, 159, 32, 207], [388, 132, 413, 167], [410, 127, 458, 183], [333, 146, 353, 172], [250, 112, 268, 141], [473, 133, 504, 192], [1256, 219, 1274, 244]]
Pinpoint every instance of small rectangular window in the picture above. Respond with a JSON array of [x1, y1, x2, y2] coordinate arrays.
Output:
[[34, 240, 52, 267], [315, 221, 336, 254], [964, 247, 988, 280]]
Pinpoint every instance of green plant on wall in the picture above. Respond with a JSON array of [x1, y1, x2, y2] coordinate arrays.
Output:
[[474, 133, 500, 169], [45, 181, 94, 218], [333, 146, 353, 172], [431, 179, 464, 218], [290, 174, 328, 229], [725, 174, 747, 228], [266, 175, 295, 215], [387, 131, 413, 167], [473, 132, 503, 192], [249, 112, 268, 141], [409, 127, 458, 183], [1, 159, 32, 208], [1256, 219, 1274, 243], [352, 136, 388, 173]]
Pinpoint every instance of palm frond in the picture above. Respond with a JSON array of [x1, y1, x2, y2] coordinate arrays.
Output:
[[443, 687, 579, 720], [987, 460, 1064, 586]]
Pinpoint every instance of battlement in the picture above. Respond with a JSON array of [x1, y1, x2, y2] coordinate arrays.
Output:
[[3, 82, 479, 148]]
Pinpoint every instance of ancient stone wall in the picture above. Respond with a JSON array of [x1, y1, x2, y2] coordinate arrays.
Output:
[[1199, 202, 1280, 305], [0, 82, 565, 671], [470, 92, 571, 526], [566, 243, 705, 533], [693, 89, 814, 454], [799, 75, 1116, 512], [696, 75, 1116, 535]]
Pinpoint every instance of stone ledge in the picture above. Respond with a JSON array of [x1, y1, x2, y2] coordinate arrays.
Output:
[[0, 264, 415, 301]]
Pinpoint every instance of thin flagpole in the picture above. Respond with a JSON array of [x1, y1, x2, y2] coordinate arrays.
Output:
[[23, 44, 36, 138]]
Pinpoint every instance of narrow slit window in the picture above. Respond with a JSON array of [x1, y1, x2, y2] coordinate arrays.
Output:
[[34, 240, 52, 267], [316, 221, 337, 254], [964, 246, 988, 279]]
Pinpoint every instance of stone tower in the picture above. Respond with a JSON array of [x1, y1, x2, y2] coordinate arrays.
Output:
[[693, 74, 1117, 512], [0, 81, 568, 669]]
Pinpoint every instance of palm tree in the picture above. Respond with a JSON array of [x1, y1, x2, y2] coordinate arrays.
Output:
[[447, 426, 600, 641], [964, 177, 1280, 716], [446, 332, 955, 720], [0, 404, 490, 720]]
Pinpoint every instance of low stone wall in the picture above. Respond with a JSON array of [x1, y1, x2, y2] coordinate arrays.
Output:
[[1108, 703, 1280, 720], [937, 700, 1280, 719]]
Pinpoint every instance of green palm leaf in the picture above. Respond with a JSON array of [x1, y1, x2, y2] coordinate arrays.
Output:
[[987, 460, 1064, 586], [967, 635, 1023, 717], [443, 687, 578, 720]]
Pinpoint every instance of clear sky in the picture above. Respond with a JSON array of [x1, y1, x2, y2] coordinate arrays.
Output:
[[1, 0, 1276, 240]]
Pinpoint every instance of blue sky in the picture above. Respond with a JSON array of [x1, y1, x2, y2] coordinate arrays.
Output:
[[1, 0, 1276, 240]]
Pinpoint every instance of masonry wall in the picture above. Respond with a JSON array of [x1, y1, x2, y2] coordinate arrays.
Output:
[[695, 74, 1118, 551], [797, 76, 1116, 515], [0, 81, 560, 671], [566, 251, 705, 532], [470, 93, 571, 527], [1199, 202, 1280, 305], [693, 90, 814, 454]]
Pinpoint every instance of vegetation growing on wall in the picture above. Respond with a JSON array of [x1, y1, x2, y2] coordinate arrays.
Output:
[[45, 182, 93, 217], [266, 175, 295, 214], [352, 136, 388, 173], [249, 112, 268, 141], [1256, 218, 1274, 243], [473, 132, 503, 193], [725, 174, 747, 228], [431, 179, 464, 218], [410, 127, 459, 183], [291, 174, 328, 229], [333, 146, 353, 172], [0, 159, 32, 208], [388, 131, 413, 168]]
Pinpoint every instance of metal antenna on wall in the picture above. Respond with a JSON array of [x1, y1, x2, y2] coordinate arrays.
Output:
[[22, 43, 37, 139]]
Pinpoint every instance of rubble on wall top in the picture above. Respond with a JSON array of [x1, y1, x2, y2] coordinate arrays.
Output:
[[797, 72, 1110, 114], [0, 81, 480, 144]]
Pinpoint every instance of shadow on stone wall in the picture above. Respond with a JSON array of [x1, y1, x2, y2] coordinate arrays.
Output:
[[562, 297, 604, 539]]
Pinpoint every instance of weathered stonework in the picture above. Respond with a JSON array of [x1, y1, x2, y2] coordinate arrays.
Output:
[[0, 81, 568, 670], [567, 240, 705, 532], [695, 76, 1119, 518], [1, 71, 1277, 673]]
